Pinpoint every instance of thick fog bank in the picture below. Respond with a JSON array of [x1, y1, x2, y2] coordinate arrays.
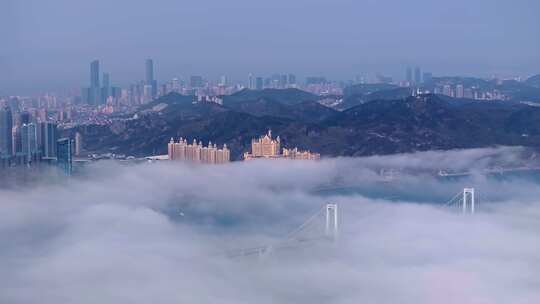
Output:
[[1, 147, 539, 303]]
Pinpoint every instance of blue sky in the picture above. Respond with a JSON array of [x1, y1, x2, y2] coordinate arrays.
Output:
[[1, 0, 539, 94]]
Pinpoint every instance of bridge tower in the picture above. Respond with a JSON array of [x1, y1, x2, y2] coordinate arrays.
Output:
[[462, 188, 475, 214], [325, 204, 339, 239]]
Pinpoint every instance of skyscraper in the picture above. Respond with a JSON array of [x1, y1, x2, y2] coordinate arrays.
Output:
[[145, 59, 154, 85], [12, 126, 21, 155], [0, 106, 13, 157], [271, 74, 280, 88], [40, 122, 58, 158], [248, 73, 254, 89], [280, 74, 288, 88], [57, 138, 74, 175], [414, 67, 421, 84], [19, 112, 31, 126], [219, 75, 228, 86], [256, 77, 264, 90], [89, 60, 101, 105], [423, 72, 433, 85], [190, 76, 204, 88], [172, 78, 180, 93], [90, 60, 100, 88], [102, 72, 111, 104], [406, 67, 413, 84], [443, 84, 453, 97], [75, 132, 83, 156], [456, 84, 465, 99], [288, 74, 297, 86], [102, 72, 110, 88], [145, 59, 157, 98], [21, 123, 38, 162]]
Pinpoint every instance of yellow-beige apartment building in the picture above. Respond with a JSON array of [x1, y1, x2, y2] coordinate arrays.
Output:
[[243, 130, 320, 161], [168, 138, 230, 164]]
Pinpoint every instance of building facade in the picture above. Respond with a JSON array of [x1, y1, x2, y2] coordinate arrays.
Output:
[[57, 138, 74, 175], [168, 138, 230, 164], [75, 132, 83, 156], [40, 122, 58, 158], [246, 130, 281, 159], [244, 130, 320, 161], [0, 106, 13, 157], [21, 123, 39, 161], [283, 147, 321, 160], [145, 59, 157, 98]]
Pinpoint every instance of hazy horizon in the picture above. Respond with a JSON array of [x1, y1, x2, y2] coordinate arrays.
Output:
[[2, 0, 540, 95]]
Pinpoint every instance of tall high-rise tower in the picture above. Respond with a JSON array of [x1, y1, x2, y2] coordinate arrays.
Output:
[[248, 73, 254, 89], [40, 122, 58, 158], [145, 59, 157, 98], [89, 60, 101, 105], [0, 106, 13, 157], [256, 77, 264, 90], [145, 59, 154, 84], [57, 138, 74, 175], [406, 67, 413, 84], [90, 60, 100, 88], [102, 73, 110, 88], [102, 72, 111, 103], [414, 67, 422, 84], [75, 132, 83, 156], [21, 123, 38, 162]]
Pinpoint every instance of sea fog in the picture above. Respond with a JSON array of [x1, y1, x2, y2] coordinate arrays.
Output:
[[1, 147, 539, 303]]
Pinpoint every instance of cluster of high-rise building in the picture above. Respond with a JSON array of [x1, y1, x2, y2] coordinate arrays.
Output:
[[0, 105, 79, 170], [404, 66, 433, 87], [243, 130, 320, 161], [402, 67, 509, 101], [81, 59, 157, 110], [77, 58, 351, 111], [81, 60, 122, 106], [126, 59, 159, 106], [432, 84, 507, 100], [245, 74, 344, 95], [247, 73, 297, 91], [168, 138, 230, 164]]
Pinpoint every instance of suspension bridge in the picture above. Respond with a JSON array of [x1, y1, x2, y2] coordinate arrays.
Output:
[[226, 188, 477, 258], [443, 187, 477, 214], [225, 203, 338, 258]]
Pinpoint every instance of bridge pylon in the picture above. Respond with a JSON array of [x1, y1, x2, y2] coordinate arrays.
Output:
[[462, 188, 475, 214], [325, 203, 339, 239]]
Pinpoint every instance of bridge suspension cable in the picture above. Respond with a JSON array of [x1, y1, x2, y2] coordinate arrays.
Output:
[[443, 188, 476, 214], [227, 203, 339, 258]]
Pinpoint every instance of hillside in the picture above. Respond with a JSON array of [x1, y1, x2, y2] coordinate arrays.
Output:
[[223, 88, 319, 106], [70, 92, 540, 159], [336, 87, 412, 111], [321, 95, 540, 156], [343, 83, 399, 97], [525, 74, 540, 88], [225, 97, 338, 123]]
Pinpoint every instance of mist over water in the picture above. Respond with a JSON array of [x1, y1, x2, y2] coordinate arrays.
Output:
[[1, 147, 539, 303]]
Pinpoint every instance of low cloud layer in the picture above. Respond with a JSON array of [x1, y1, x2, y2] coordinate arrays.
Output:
[[1, 147, 539, 303]]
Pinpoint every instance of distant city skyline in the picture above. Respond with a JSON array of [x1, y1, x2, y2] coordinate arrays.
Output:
[[1, 0, 540, 95]]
